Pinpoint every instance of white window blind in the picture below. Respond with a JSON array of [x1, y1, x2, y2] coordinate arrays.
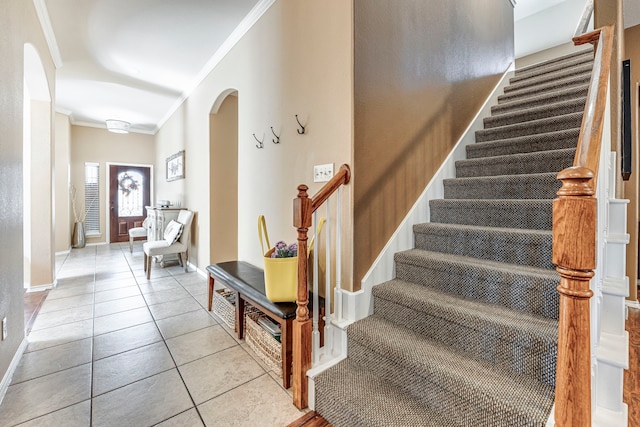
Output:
[[84, 162, 100, 236]]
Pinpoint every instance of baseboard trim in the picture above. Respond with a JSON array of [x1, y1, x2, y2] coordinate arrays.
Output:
[[0, 338, 28, 406], [25, 279, 57, 293]]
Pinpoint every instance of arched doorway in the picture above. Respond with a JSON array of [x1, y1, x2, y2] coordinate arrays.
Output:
[[23, 43, 54, 291], [209, 90, 238, 263]]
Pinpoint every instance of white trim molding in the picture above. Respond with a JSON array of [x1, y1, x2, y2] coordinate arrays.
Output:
[[32, 0, 63, 68], [0, 339, 28, 407]]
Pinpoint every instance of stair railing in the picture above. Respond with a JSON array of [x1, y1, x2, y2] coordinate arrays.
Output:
[[552, 24, 614, 426], [293, 164, 351, 409], [573, 0, 594, 37]]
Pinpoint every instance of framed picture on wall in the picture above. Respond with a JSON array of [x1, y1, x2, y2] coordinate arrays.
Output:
[[166, 150, 185, 181]]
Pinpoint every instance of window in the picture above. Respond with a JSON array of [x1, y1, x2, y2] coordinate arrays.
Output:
[[117, 170, 144, 217], [84, 162, 100, 236]]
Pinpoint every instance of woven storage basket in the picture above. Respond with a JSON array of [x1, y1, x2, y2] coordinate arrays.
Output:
[[212, 288, 236, 329], [245, 310, 282, 377]]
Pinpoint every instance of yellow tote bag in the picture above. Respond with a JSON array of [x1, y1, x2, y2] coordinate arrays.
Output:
[[258, 215, 324, 303]]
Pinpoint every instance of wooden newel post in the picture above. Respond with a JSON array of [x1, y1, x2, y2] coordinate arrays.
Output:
[[552, 166, 596, 426], [293, 185, 312, 409]]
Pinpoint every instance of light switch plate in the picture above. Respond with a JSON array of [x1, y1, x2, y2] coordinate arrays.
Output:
[[313, 163, 334, 183]]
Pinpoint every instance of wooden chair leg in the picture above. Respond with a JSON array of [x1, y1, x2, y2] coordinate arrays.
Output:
[[143, 253, 147, 272], [129, 236, 134, 253], [182, 252, 188, 272], [146, 254, 152, 280]]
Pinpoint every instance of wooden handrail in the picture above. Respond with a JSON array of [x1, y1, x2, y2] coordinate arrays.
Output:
[[292, 164, 351, 409], [553, 25, 614, 426]]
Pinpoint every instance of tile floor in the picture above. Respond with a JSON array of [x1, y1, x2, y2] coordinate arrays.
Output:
[[0, 243, 306, 426]]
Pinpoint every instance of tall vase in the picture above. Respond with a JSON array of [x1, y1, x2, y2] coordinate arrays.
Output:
[[72, 221, 86, 248]]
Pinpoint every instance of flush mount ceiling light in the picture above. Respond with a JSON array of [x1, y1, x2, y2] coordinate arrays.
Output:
[[105, 119, 130, 134]]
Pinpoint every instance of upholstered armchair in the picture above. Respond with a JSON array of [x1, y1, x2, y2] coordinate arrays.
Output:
[[143, 209, 194, 279], [128, 217, 149, 253]]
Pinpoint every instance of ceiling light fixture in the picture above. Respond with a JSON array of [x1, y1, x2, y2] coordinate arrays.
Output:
[[105, 119, 130, 134]]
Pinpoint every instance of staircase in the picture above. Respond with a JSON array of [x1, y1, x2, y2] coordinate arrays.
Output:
[[314, 49, 595, 426]]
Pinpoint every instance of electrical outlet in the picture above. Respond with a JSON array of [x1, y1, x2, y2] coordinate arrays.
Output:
[[313, 163, 334, 183], [2, 317, 6, 341]]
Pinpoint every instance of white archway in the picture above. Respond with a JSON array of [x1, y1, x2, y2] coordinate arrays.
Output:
[[23, 43, 54, 290]]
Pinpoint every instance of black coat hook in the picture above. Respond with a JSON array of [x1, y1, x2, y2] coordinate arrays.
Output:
[[295, 115, 306, 135], [271, 127, 280, 144], [253, 133, 264, 149]]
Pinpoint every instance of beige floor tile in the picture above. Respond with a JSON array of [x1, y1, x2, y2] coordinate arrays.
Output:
[[148, 296, 202, 320], [14, 400, 91, 427], [38, 293, 94, 314], [94, 277, 138, 292], [13, 338, 92, 384], [94, 270, 135, 282], [155, 309, 218, 340], [46, 283, 94, 300], [138, 277, 182, 294], [30, 304, 94, 331], [94, 294, 147, 318], [143, 287, 192, 306], [197, 374, 304, 427], [91, 369, 193, 427], [165, 325, 237, 366], [26, 319, 93, 352], [93, 285, 141, 303], [0, 364, 91, 426], [93, 342, 175, 396], [179, 346, 265, 404], [180, 280, 209, 296], [93, 321, 162, 360], [93, 306, 153, 336], [135, 267, 172, 280], [153, 408, 204, 427]]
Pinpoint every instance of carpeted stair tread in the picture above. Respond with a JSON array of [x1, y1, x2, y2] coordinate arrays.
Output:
[[455, 148, 575, 178], [443, 172, 561, 200], [314, 359, 459, 427], [430, 198, 553, 230], [484, 97, 586, 129], [504, 66, 592, 95], [511, 53, 593, 83], [393, 249, 559, 318], [514, 48, 593, 76], [491, 84, 589, 116], [498, 73, 592, 103], [505, 62, 593, 92], [344, 314, 556, 425], [475, 113, 582, 143], [413, 221, 553, 269], [467, 128, 580, 159]]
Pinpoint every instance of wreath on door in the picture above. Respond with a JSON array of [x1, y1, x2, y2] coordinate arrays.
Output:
[[119, 173, 139, 196]]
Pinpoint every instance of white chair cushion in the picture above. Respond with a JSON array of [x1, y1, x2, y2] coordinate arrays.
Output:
[[163, 220, 183, 244], [129, 227, 147, 238], [144, 239, 187, 256]]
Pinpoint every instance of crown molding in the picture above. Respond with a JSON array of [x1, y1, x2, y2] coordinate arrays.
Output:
[[154, 0, 276, 134], [32, 0, 63, 68]]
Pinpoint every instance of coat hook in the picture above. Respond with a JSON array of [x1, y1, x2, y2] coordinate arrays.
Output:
[[295, 115, 306, 135], [253, 133, 264, 149], [271, 127, 280, 144]]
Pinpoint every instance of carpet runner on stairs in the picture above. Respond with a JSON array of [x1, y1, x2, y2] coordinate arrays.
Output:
[[314, 48, 595, 426]]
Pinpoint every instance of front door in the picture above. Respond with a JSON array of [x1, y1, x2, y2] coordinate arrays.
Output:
[[109, 165, 151, 243]]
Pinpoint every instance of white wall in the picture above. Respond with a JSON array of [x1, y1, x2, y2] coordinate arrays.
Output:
[[515, 0, 592, 58], [155, 1, 354, 278]]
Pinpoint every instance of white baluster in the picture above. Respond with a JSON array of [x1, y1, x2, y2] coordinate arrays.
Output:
[[324, 198, 332, 356], [312, 211, 320, 365], [336, 187, 343, 322]]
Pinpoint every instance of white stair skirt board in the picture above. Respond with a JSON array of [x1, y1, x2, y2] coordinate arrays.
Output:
[[358, 64, 515, 320], [0, 338, 28, 407]]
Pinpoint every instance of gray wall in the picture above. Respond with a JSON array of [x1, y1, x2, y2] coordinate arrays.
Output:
[[0, 1, 56, 380], [353, 0, 514, 284]]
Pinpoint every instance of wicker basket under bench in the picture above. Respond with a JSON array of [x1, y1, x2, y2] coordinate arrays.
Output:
[[245, 310, 283, 377]]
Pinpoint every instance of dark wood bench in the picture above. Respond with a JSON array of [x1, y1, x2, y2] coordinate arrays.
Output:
[[206, 261, 297, 388]]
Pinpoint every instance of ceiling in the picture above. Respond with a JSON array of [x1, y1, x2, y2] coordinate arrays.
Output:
[[37, 0, 640, 135], [38, 0, 264, 134]]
